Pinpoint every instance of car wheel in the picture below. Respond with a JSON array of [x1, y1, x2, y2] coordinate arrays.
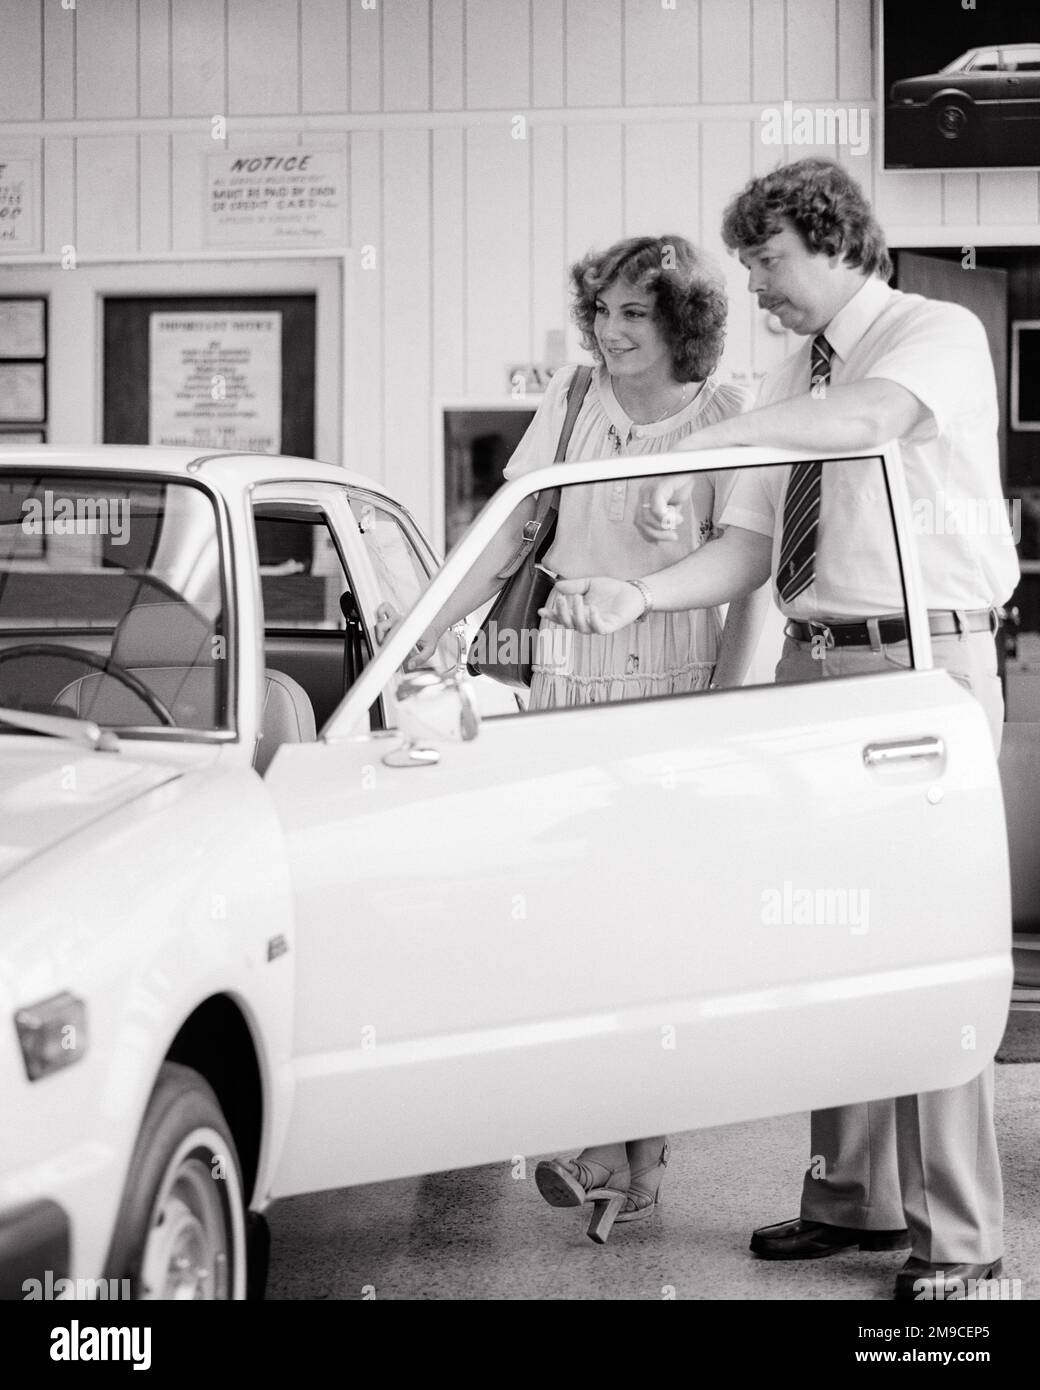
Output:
[[932, 97, 973, 140], [105, 1062, 247, 1300]]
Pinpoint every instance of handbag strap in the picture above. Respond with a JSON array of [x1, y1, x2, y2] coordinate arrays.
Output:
[[496, 365, 593, 580]]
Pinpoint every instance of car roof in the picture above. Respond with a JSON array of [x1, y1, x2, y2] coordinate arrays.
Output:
[[964, 42, 1040, 55], [0, 444, 390, 497]]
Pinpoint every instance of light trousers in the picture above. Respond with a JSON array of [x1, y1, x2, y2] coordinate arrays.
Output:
[[776, 628, 1005, 1263]]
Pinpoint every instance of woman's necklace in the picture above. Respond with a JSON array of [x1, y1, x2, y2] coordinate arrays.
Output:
[[609, 379, 691, 453]]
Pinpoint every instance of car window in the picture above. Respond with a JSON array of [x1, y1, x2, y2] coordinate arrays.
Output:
[[254, 509, 349, 631], [380, 455, 917, 728], [347, 492, 432, 617], [1005, 48, 1040, 71], [967, 50, 1001, 70], [0, 471, 228, 730]]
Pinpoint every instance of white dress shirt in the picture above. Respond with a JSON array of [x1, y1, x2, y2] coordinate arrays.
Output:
[[720, 274, 1020, 619]]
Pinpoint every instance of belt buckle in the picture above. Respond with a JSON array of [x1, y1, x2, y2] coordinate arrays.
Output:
[[806, 619, 835, 650]]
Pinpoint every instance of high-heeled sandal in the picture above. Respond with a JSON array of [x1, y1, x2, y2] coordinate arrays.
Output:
[[535, 1155, 631, 1245], [615, 1141, 669, 1224]]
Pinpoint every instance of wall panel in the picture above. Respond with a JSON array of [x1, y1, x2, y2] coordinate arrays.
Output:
[[138, 134, 172, 252], [347, 130, 384, 474], [786, 0, 836, 98], [383, 0, 431, 113], [564, 123, 623, 359], [169, 131, 212, 249], [942, 173, 979, 228], [750, 0, 784, 104], [76, 136, 138, 254], [624, 122, 701, 244], [171, 0, 227, 117], [350, 0, 382, 112], [431, 126, 466, 397], [382, 128, 431, 511], [565, 0, 623, 109], [700, 121, 753, 381], [530, 123, 566, 364], [465, 0, 529, 110], [76, 0, 138, 119], [43, 0, 75, 121], [301, 0, 349, 113], [42, 137, 74, 255], [0, 0, 42, 122], [466, 123, 530, 395], [431, 0, 464, 110], [702, 0, 751, 105], [531, 0, 564, 108], [623, 0, 700, 107], [979, 174, 1039, 228], [228, 0, 299, 116], [875, 169, 942, 228], [139, 0, 173, 119], [836, 0, 871, 101]]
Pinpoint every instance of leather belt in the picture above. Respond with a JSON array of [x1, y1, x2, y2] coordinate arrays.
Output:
[[784, 608, 1000, 648]]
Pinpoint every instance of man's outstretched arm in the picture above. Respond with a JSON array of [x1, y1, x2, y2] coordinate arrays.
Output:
[[541, 526, 772, 636]]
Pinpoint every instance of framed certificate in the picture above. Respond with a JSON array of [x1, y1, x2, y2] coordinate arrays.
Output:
[[0, 298, 46, 359]]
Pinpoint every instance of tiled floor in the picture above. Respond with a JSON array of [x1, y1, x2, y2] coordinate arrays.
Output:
[[265, 1063, 1039, 1300]]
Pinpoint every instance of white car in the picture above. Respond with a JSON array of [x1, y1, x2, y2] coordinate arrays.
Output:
[[0, 444, 1011, 1300]]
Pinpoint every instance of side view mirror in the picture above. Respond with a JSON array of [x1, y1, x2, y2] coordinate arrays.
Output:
[[383, 666, 480, 767]]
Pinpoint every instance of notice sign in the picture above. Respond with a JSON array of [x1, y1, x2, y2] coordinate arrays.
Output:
[[0, 159, 38, 252], [149, 313, 282, 453], [206, 150, 346, 247]]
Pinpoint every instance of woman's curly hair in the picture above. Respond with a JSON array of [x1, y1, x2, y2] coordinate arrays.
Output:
[[721, 158, 892, 279], [570, 235, 728, 382]]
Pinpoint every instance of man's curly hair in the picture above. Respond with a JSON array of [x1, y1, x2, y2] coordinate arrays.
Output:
[[570, 235, 728, 382], [721, 158, 892, 279]]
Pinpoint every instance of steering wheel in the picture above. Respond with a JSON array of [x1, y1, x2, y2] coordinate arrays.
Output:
[[0, 643, 177, 727]]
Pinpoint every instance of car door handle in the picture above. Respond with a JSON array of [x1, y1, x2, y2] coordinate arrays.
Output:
[[863, 736, 945, 768]]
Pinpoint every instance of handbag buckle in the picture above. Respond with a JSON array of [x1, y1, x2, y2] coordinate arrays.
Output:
[[522, 520, 541, 543]]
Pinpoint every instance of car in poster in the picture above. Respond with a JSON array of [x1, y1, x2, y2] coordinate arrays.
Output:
[[0, 444, 1012, 1300], [889, 43, 1040, 142]]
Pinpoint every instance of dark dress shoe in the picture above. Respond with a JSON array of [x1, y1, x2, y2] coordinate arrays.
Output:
[[894, 1256, 1004, 1301], [750, 1217, 910, 1260]]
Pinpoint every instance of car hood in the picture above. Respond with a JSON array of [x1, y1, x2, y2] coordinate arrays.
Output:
[[0, 741, 181, 881]]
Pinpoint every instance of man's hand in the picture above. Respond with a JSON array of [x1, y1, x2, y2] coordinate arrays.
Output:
[[635, 476, 693, 542], [540, 577, 644, 635]]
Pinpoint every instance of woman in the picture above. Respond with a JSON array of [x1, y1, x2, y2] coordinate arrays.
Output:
[[414, 235, 767, 1239]]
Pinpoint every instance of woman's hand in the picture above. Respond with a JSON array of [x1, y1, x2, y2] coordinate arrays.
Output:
[[540, 577, 644, 635], [635, 476, 694, 542], [403, 627, 442, 670]]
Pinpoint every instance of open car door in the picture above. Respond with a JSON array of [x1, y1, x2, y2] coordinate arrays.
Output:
[[264, 444, 1011, 1197]]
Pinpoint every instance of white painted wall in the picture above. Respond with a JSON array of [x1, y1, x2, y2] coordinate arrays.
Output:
[[0, 0, 1037, 538]]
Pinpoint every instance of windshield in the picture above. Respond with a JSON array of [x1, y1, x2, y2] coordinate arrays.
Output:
[[0, 471, 229, 732]]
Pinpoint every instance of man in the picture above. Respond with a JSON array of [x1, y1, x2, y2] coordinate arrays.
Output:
[[543, 158, 1019, 1300]]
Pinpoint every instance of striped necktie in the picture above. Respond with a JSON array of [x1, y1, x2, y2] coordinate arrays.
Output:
[[777, 333, 834, 604]]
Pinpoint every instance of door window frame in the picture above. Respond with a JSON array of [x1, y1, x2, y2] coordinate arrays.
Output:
[[320, 443, 928, 742]]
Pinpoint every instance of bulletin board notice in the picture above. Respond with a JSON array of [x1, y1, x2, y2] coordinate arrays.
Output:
[[205, 150, 347, 247], [0, 159, 39, 252], [149, 312, 282, 454]]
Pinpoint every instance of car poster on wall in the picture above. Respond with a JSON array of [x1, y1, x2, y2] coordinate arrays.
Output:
[[149, 311, 282, 454], [882, 0, 1040, 170]]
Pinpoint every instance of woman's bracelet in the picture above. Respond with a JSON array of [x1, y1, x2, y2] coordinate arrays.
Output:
[[628, 578, 654, 622]]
